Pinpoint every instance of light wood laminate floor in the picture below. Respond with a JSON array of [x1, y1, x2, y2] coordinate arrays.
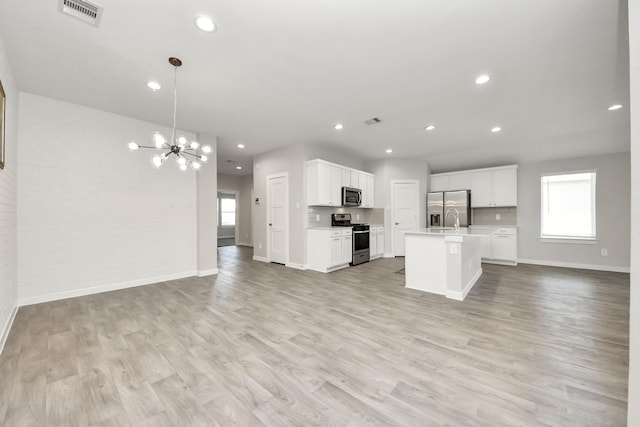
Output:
[[0, 246, 629, 426]]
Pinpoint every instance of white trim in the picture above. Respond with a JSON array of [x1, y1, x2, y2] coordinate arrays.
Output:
[[18, 270, 197, 307], [432, 164, 517, 178], [266, 172, 289, 265], [198, 268, 218, 277], [236, 241, 253, 247], [390, 179, 420, 257], [445, 268, 483, 301], [0, 305, 18, 355], [482, 258, 518, 266], [285, 262, 307, 270], [253, 255, 269, 263], [383, 253, 395, 258], [518, 258, 630, 273], [539, 237, 598, 244]]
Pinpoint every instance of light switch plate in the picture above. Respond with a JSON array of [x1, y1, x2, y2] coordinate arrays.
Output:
[[496, 214, 501, 220]]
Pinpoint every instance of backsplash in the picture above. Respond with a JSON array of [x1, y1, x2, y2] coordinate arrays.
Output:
[[308, 207, 385, 227], [471, 207, 517, 226]]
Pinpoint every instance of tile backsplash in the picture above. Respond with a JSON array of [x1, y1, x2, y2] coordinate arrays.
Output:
[[308, 207, 385, 227], [471, 207, 517, 226]]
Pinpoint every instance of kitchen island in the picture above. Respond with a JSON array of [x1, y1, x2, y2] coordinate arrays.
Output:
[[404, 228, 489, 301]]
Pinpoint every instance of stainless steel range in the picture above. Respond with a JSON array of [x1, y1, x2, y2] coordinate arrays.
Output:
[[331, 213, 370, 266]]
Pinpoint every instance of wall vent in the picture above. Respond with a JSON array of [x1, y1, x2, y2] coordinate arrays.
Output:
[[59, 0, 103, 27], [363, 117, 382, 125]]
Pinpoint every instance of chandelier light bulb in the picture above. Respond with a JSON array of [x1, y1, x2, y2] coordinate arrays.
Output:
[[191, 161, 202, 170], [176, 156, 188, 166], [151, 154, 164, 168], [179, 163, 188, 172], [152, 132, 167, 148], [128, 142, 139, 151], [201, 145, 213, 154], [177, 136, 188, 147], [190, 141, 200, 149], [200, 155, 208, 163]]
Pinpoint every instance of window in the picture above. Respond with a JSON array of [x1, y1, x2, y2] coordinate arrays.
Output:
[[541, 172, 596, 239], [218, 193, 236, 226]]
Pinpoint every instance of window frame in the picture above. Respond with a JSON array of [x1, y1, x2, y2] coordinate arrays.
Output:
[[539, 170, 597, 243]]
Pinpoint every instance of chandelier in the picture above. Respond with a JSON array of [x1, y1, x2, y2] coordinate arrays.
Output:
[[127, 57, 212, 171]]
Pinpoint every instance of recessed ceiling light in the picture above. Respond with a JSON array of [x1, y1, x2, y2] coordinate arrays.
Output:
[[237, 144, 245, 149], [386, 149, 393, 154], [425, 125, 436, 131], [195, 15, 216, 32], [147, 81, 161, 91], [334, 123, 344, 131], [608, 104, 623, 111], [236, 166, 242, 170], [475, 74, 491, 85], [491, 126, 502, 133]]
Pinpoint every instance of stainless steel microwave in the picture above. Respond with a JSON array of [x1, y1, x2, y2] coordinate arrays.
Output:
[[342, 187, 362, 207]]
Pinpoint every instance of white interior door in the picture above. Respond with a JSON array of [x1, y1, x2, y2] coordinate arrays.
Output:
[[392, 181, 419, 256], [268, 174, 288, 264]]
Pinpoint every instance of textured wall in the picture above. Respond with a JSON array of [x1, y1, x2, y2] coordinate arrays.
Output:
[[17, 93, 198, 304]]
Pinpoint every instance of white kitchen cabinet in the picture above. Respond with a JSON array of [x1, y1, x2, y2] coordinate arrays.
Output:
[[469, 226, 517, 265], [470, 170, 493, 207], [341, 231, 353, 264], [430, 175, 449, 192], [350, 170, 359, 189], [376, 227, 384, 257], [366, 174, 375, 208], [491, 168, 518, 207], [307, 160, 342, 206], [448, 173, 471, 191], [370, 229, 377, 257], [307, 228, 353, 273], [341, 168, 351, 188], [432, 165, 517, 207]]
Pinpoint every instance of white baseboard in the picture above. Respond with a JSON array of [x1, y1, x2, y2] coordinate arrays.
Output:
[[18, 270, 198, 307], [0, 305, 18, 356], [446, 268, 483, 301], [198, 269, 218, 277], [236, 242, 253, 247], [518, 259, 630, 273], [253, 256, 268, 263], [383, 253, 395, 258], [285, 262, 306, 270]]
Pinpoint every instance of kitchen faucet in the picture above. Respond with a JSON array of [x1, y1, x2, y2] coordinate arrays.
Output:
[[445, 208, 460, 231]]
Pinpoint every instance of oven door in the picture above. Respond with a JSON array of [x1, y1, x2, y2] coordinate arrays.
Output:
[[351, 230, 370, 265]]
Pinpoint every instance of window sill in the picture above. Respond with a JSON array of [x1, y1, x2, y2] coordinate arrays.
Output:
[[539, 236, 598, 245]]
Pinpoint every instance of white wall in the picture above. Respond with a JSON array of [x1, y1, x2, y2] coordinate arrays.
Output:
[[0, 34, 18, 352], [365, 158, 430, 256], [628, 0, 639, 423], [196, 133, 218, 277], [17, 93, 199, 305], [517, 152, 630, 272], [217, 173, 253, 246]]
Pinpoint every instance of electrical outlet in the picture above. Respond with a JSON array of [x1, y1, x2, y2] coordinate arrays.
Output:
[[356, 214, 360, 220], [601, 249, 608, 256], [259, 243, 262, 249], [496, 214, 501, 220], [316, 214, 320, 221], [449, 245, 458, 255]]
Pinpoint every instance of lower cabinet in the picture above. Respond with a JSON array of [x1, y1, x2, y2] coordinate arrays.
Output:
[[470, 226, 517, 265], [370, 226, 385, 259], [307, 228, 353, 273]]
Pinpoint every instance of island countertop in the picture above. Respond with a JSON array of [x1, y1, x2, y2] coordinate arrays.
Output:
[[405, 228, 491, 238]]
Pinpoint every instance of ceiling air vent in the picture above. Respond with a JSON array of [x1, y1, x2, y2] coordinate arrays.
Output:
[[59, 0, 104, 27], [363, 117, 382, 126]]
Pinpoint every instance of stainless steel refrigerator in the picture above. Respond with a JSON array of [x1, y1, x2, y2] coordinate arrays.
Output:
[[427, 190, 471, 227]]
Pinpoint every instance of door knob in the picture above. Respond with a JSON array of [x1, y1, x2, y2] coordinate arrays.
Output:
[[269, 223, 272, 226], [395, 222, 399, 225]]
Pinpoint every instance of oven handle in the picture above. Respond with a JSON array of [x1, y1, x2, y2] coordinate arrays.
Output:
[[352, 230, 370, 234]]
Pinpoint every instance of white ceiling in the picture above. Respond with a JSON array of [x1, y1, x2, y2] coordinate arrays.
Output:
[[0, 0, 630, 174]]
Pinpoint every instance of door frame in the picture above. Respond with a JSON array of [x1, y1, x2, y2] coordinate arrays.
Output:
[[217, 189, 239, 244], [266, 172, 289, 264], [391, 179, 420, 257]]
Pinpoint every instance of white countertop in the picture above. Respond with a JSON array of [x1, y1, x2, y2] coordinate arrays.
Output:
[[307, 226, 353, 230], [469, 225, 518, 229], [405, 228, 492, 237]]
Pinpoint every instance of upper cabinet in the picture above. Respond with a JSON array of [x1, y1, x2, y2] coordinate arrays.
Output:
[[307, 159, 375, 208], [307, 160, 342, 206], [431, 165, 517, 207]]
